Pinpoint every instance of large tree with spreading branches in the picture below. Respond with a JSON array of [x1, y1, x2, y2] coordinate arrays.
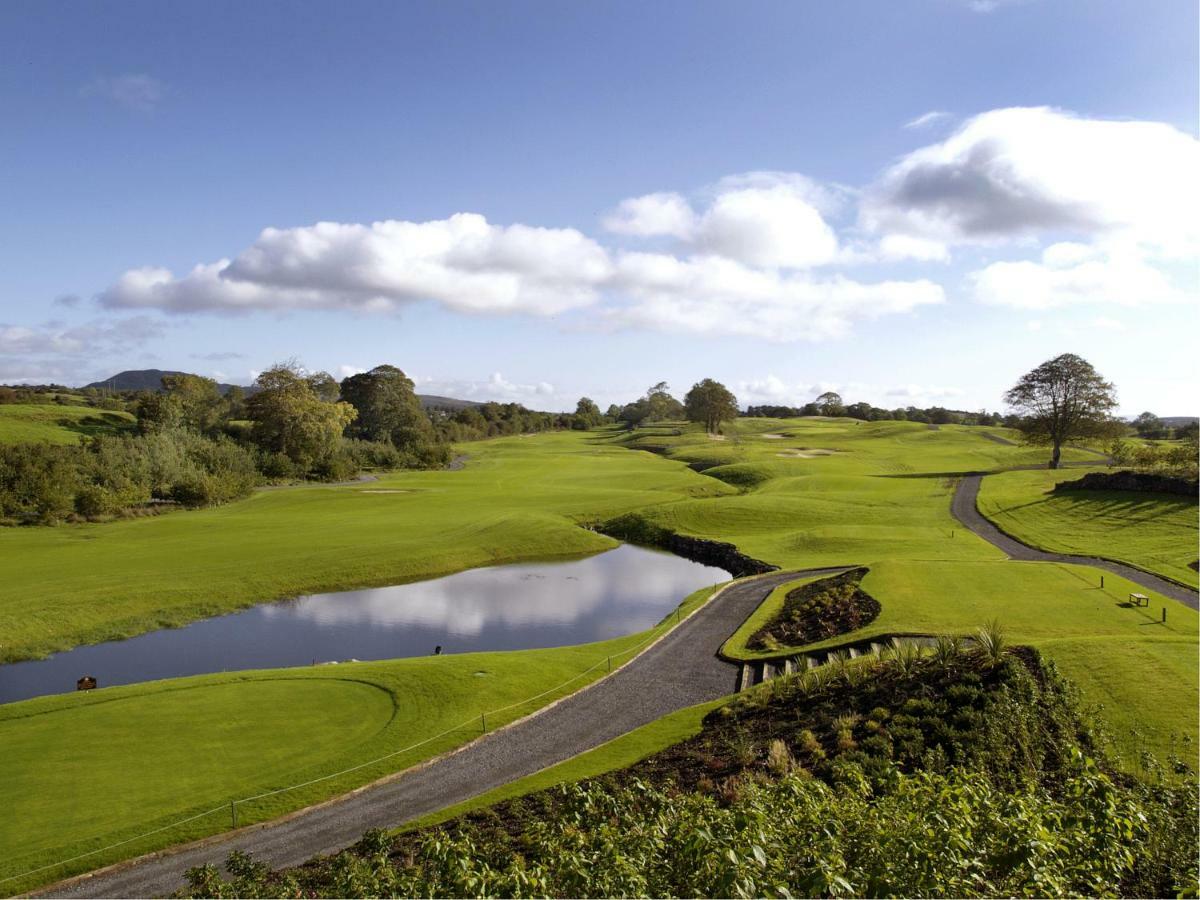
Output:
[[684, 378, 739, 434], [1004, 353, 1118, 469]]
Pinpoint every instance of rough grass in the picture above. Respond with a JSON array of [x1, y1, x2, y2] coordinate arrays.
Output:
[[977, 467, 1199, 588], [0, 404, 135, 445], [0, 431, 731, 662], [0, 585, 720, 894]]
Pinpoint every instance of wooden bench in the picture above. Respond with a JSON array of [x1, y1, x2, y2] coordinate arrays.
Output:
[[1129, 592, 1149, 607]]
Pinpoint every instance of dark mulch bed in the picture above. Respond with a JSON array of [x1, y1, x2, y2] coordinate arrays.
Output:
[[747, 566, 879, 650]]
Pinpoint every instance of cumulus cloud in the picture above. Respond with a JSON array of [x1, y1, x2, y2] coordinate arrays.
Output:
[[605, 172, 843, 268], [413, 372, 556, 403], [884, 384, 966, 402], [0, 317, 164, 355], [862, 107, 1200, 256], [81, 74, 169, 112], [904, 110, 951, 130], [101, 214, 614, 316], [969, 242, 1193, 309], [0, 317, 166, 384], [605, 252, 943, 342], [602, 192, 696, 238], [736, 375, 817, 406]]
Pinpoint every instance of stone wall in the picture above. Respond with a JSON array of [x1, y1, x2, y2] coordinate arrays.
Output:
[[1053, 469, 1198, 497], [597, 514, 777, 577]]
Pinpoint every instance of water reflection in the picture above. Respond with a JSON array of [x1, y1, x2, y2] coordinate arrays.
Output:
[[0, 544, 728, 704]]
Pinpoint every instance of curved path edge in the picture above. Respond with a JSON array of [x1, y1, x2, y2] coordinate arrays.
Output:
[[39, 567, 844, 899], [953, 474, 1198, 610]]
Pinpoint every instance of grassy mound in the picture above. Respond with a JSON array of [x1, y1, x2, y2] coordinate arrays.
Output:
[[744, 566, 877, 650], [0, 404, 135, 445], [182, 647, 1199, 899], [977, 467, 1199, 588]]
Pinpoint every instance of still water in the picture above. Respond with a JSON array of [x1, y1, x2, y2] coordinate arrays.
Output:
[[0, 544, 728, 704]]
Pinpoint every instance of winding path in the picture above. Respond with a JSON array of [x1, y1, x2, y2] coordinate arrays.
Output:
[[43, 567, 841, 899], [953, 474, 1198, 610]]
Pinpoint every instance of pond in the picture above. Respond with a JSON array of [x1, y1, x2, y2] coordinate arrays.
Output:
[[0, 544, 729, 704]]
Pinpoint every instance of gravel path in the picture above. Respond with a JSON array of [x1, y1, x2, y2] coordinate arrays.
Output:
[[43, 567, 843, 899], [953, 474, 1197, 610]]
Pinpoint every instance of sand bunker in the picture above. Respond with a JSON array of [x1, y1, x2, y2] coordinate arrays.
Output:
[[707, 433, 727, 441], [777, 448, 836, 458], [761, 433, 787, 439]]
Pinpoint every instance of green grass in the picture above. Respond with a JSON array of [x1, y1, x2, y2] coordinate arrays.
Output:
[[977, 467, 1199, 588], [2, 417, 1196, 889], [0, 583, 721, 894], [0, 404, 135, 445], [0, 431, 731, 663], [719, 571, 839, 661], [402, 697, 729, 833]]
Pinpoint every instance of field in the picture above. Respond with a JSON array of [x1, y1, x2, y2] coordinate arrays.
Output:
[[0, 584, 719, 893], [0, 403, 135, 445], [0, 432, 730, 663], [977, 467, 1199, 588], [1, 417, 1196, 891]]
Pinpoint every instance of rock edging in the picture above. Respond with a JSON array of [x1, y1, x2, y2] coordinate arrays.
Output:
[[596, 514, 778, 577], [1052, 469, 1197, 498]]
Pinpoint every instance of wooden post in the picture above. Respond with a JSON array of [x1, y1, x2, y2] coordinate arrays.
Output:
[[607, 656, 612, 672], [1100, 575, 1104, 588], [1162, 608, 1167, 623], [481, 712, 486, 733], [230, 801, 237, 829]]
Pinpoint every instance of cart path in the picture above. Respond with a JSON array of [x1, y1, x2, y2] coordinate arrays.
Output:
[[43, 567, 844, 899], [953, 474, 1198, 610]]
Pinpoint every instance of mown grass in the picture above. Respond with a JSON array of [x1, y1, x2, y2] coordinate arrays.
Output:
[[2, 418, 1196, 889], [0, 431, 731, 663], [0, 404, 135, 445], [401, 697, 729, 833], [0, 584, 721, 894], [977, 467, 1198, 588]]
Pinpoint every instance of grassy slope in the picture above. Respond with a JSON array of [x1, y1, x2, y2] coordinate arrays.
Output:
[[0, 403, 135, 445], [3, 419, 1196, 888], [0, 431, 731, 662], [977, 467, 1199, 588], [0, 585, 720, 893], [623, 419, 1196, 767]]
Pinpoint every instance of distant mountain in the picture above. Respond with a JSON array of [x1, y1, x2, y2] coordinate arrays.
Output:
[[85, 369, 480, 410], [84, 369, 249, 395], [416, 394, 480, 411]]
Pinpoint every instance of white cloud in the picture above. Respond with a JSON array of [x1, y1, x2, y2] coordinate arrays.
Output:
[[606, 252, 943, 342], [81, 74, 169, 112], [970, 243, 1193, 309], [862, 106, 1200, 257], [0, 317, 164, 355], [100, 214, 613, 317], [1092, 316, 1124, 331], [736, 375, 818, 406], [0, 317, 167, 384], [904, 110, 951, 130], [695, 183, 839, 268], [602, 192, 696, 238], [413, 372, 556, 404], [884, 383, 965, 402], [877, 234, 950, 263]]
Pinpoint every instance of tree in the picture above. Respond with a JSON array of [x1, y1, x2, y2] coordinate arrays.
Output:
[[684, 379, 739, 434], [1132, 411, 1167, 439], [1004, 354, 1118, 469], [161, 373, 224, 433], [815, 391, 844, 417], [340, 365, 425, 440], [574, 397, 602, 429], [246, 363, 357, 473], [644, 382, 684, 422]]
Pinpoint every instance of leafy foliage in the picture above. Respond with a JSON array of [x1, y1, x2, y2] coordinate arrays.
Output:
[[748, 567, 879, 649], [181, 648, 1198, 898], [1005, 353, 1119, 468]]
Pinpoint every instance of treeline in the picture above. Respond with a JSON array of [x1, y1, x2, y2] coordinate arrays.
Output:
[[744, 391, 1010, 426], [0, 363, 582, 525]]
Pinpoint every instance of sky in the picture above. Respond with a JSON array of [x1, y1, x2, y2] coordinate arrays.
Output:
[[1, 0, 1197, 415]]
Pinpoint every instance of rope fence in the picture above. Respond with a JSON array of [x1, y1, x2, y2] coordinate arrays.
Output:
[[0, 589, 711, 890]]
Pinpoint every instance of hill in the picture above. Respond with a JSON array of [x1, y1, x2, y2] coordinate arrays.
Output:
[[84, 369, 248, 395], [84, 370, 479, 410]]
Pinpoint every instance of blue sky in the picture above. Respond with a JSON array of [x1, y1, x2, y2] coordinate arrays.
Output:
[[1, 0, 1196, 414]]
